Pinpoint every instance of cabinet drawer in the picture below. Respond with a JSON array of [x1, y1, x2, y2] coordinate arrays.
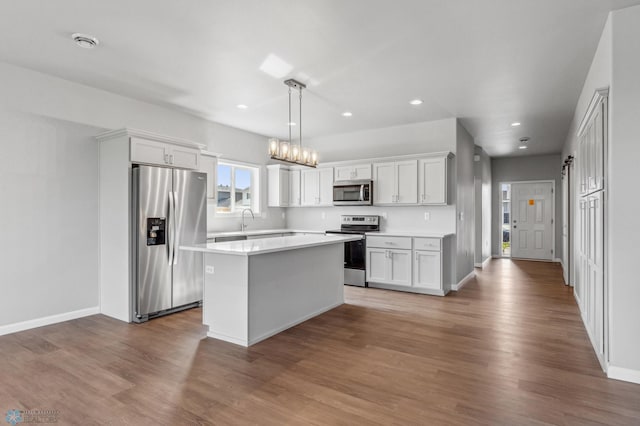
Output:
[[413, 237, 441, 251], [367, 236, 412, 250]]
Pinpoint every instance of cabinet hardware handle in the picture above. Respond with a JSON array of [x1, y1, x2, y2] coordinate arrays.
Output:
[[164, 154, 169, 164]]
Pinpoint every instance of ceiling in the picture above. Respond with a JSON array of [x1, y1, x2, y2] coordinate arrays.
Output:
[[1, 0, 638, 156]]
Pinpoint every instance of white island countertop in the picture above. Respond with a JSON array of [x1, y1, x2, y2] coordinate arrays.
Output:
[[181, 233, 361, 256], [207, 228, 324, 239], [367, 231, 455, 238]]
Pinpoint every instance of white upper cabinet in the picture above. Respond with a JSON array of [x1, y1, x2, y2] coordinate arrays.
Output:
[[289, 169, 301, 207], [301, 167, 333, 206], [373, 160, 417, 205], [372, 162, 396, 204], [199, 153, 218, 200], [418, 156, 448, 205], [130, 137, 200, 169], [301, 169, 319, 206], [267, 165, 291, 207], [334, 163, 372, 181]]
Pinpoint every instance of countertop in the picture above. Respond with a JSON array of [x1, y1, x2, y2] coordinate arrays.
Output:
[[182, 234, 362, 256], [207, 229, 324, 239], [366, 231, 455, 238]]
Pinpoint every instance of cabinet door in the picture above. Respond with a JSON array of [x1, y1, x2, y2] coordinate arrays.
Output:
[[199, 155, 217, 200], [413, 250, 441, 290], [373, 162, 396, 204], [334, 166, 355, 181], [289, 170, 301, 206], [388, 249, 412, 286], [280, 169, 290, 206], [418, 157, 446, 204], [130, 137, 168, 166], [170, 145, 200, 169], [353, 164, 372, 180], [593, 104, 604, 192], [366, 248, 388, 282], [318, 167, 334, 206], [395, 160, 418, 204], [301, 169, 319, 206]]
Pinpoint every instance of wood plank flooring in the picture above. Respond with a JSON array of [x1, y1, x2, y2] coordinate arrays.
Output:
[[2, 259, 639, 425]]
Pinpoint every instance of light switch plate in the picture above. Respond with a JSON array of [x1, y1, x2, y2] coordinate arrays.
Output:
[[424, 212, 430, 221], [205, 266, 215, 274], [381, 212, 388, 219]]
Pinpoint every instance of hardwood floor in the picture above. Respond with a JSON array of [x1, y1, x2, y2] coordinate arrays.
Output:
[[2, 259, 639, 425]]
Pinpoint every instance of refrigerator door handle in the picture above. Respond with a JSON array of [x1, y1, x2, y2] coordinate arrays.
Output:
[[168, 190, 175, 266], [173, 191, 179, 265]]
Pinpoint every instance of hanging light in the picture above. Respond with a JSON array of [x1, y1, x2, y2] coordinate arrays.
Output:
[[268, 79, 318, 167]]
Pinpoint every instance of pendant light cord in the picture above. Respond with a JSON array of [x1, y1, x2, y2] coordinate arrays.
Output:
[[288, 86, 292, 145], [299, 87, 303, 151]]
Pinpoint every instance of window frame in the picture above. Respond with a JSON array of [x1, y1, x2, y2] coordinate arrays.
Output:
[[214, 159, 261, 216]]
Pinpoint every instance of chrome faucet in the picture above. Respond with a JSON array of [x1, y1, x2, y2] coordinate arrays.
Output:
[[241, 208, 255, 232]]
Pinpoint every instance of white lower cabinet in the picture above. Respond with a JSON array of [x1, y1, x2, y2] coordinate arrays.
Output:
[[366, 234, 453, 296], [413, 250, 441, 290], [365, 248, 412, 287]]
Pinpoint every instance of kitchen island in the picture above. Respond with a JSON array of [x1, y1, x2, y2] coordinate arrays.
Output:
[[180, 233, 361, 346]]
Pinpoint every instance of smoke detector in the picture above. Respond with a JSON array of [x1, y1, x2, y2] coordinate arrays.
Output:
[[72, 33, 99, 49]]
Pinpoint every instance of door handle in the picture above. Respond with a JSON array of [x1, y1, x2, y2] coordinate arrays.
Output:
[[168, 191, 174, 266], [172, 191, 179, 265], [360, 185, 364, 202]]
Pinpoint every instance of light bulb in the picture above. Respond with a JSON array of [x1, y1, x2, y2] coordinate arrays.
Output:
[[311, 150, 318, 165], [269, 138, 279, 156], [291, 145, 300, 161], [279, 141, 290, 159]]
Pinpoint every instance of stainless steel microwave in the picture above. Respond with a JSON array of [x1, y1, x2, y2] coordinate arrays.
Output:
[[332, 180, 373, 205]]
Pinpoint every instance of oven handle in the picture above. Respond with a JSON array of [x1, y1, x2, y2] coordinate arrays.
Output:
[[360, 184, 364, 201]]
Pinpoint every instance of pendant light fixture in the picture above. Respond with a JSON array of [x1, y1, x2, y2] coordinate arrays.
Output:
[[268, 79, 318, 167]]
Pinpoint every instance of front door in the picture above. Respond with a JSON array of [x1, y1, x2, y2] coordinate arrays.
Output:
[[511, 182, 554, 260]]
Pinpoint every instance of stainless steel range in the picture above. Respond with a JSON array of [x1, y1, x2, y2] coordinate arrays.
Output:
[[326, 215, 380, 287]]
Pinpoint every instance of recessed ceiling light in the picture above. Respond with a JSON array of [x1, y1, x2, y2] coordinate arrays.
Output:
[[511, 122, 521, 127], [342, 111, 353, 117], [237, 104, 248, 109], [409, 99, 423, 106], [72, 33, 99, 49], [519, 145, 528, 149]]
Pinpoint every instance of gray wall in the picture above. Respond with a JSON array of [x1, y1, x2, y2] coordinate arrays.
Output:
[[491, 154, 562, 258], [474, 146, 492, 265], [455, 122, 475, 282], [0, 110, 101, 327]]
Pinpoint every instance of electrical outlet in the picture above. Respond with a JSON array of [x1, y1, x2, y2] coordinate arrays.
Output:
[[424, 212, 430, 221], [321, 211, 326, 220], [281, 212, 286, 219], [381, 212, 388, 219], [205, 266, 215, 274]]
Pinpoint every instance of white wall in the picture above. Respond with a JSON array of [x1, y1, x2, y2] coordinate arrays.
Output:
[[0, 110, 101, 328], [608, 4, 640, 375], [474, 146, 492, 265], [491, 154, 562, 258], [286, 205, 455, 234], [455, 122, 475, 282], [306, 118, 456, 163]]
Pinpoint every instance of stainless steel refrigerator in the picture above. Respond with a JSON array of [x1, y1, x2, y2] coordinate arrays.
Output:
[[131, 165, 207, 322]]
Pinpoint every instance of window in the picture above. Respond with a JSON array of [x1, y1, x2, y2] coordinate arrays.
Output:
[[216, 161, 260, 214]]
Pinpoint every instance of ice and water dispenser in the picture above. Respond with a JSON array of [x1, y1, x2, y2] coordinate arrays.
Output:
[[146, 218, 166, 246]]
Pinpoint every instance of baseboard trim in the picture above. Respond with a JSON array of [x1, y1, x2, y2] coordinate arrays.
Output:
[[452, 270, 475, 291], [0, 306, 100, 337], [608, 366, 640, 385], [554, 258, 562, 263], [474, 257, 491, 269]]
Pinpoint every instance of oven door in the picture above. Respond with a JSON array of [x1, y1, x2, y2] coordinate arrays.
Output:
[[344, 238, 365, 269], [333, 181, 372, 206]]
